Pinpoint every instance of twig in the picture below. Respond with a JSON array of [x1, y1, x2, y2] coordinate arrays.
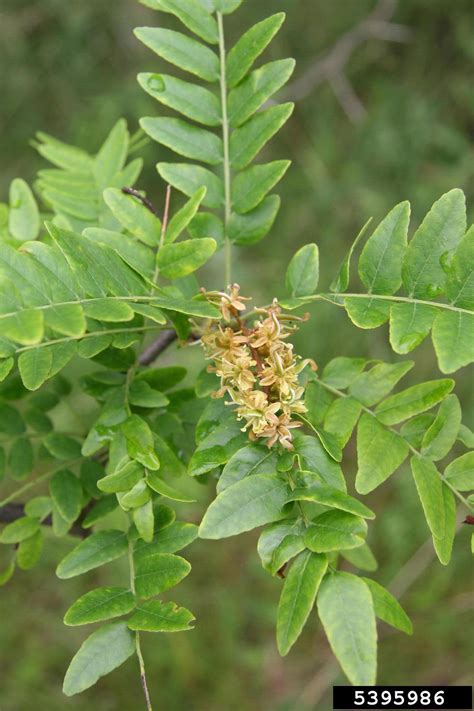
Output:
[[138, 329, 178, 366], [0, 502, 90, 538], [121, 187, 161, 217], [280, 0, 411, 122]]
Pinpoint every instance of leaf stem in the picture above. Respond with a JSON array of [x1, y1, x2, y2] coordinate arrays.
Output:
[[0, 457, 83, 508], [217, 11, 232, 287], [128, 536, 153, 711], [315, 378, 474, 512]]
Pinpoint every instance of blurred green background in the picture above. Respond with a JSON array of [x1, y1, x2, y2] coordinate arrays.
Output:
[[0, 0, 473, 709]]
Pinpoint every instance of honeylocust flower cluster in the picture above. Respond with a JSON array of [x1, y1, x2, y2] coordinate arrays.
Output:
[[201, 285, 316, 450]]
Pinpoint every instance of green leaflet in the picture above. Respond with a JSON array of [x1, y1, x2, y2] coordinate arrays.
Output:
[[402, 189, 466, 299], [257, 519, 306, 573], [0, 516, 41, 544], [144, 0, 219, 44], [119, 480, 151, 509], [49, 470, 83, 523], [374, 379, 454, 425], [84, 229, 155, 279], [134, 521, 198, 556], [165, 188, 207, 243], [8, 437, 34, 479], [133, 500, 155, 543], [230, 103, 294, 171], [156, 238, 217, 279], [217, 442, 278, 493], [134, 27, 219, 82], [44, 433, 82, 460], [141, 117, 223, 165], [356, 413, 409, 494], [411, 456, 445, 540], [317, 572, 377, 686], [56, 530, 129, 579], [330, 218, 373, 292], [304, 380, 333, 426], [444, 452, 474, 491], [64, 587, 136, 626], [432, 310, 474, 373], [433, 484, 456, 566], [341, 543, 378, 573], [199, 473, 290, 539], [134, 552, 191, 598], [127, 600, 195, 632], [122, 415, 160, 470], [389, 303, 437, 354], [323, 397, 362, 447], [446, 226, 474, 308], [145, 472, 195, 503], [83, 299, 135, 322], [18, 347, 53, 391], [8, 178, 40, 242], [285, 243, 319, 297], [421, 394, 461, 460], [276, 551, 328, 656], [158, 163, 224, 209], [293, 434, 346, 492], [138, 73, 221, 127], [232, 160, 290, 214], [63, 622, 135, 696], [226, 13, 286, 88], [348, 361, 414, 407], [17, 530, 43, 571], [344, 296, 390, 329], [228, 195, 281, 245], [361, 578, 413, 635], [103, 187, 161, 246], [228, 59, 295, 128], [358, 201, 410, 295], [82, 497, 119, 528], [321, 357, 367, 389], [98, 461, 145, 493], [94, 119, 129, 190], [287, 484, 375, 519], [304, 510, 367, 553]]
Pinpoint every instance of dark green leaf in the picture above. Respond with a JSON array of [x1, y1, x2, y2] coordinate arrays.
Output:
[[64, 587, 135, 626]]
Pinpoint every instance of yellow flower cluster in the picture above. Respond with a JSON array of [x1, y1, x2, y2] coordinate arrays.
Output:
[[201, 285, 316, 450]]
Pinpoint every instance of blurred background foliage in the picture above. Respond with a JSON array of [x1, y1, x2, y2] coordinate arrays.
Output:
[[0, 0, 473, 709]]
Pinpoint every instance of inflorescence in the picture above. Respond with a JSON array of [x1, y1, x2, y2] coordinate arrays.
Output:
[[201, 284, 317, 450]]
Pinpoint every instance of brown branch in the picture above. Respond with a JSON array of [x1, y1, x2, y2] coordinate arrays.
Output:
[[138, 328, 178, 366], [0, 502, 90, 538], [280, 0, 411, 122]]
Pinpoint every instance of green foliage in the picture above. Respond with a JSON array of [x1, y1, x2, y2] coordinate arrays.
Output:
[[0, 0, 472, 706]]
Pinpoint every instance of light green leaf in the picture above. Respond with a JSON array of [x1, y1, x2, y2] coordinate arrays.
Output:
[[228, 194, 280, 245], [98, 461, 144, 494], [130, 303, 166, 324], [63, 622, 135, 696], [348, 361, 413, 407], [402, 189, 466, 298], [230, 103, 294, 171], [330, 218, 372, 292], [446, 226, 474, 308], [285, 243, 319, 297], [83, 299, 135, 322], [411, 456, 445, 539], [217, 442, 278, 493], [361, 578, 412, 634], [0, 358, 14, 382], [64, 587, 136, 626], [375, 379, 454, 425], [321, 357, 367, 389], [358, 201, 410, 295], [133, 500, 155, 543], [84, 228, 155, 279], [226, 13, 286, 87], [138, 73, 221, 127], [157, 238, 216, 279], [444, 452, 474, 491], [199, 473, 290, 539], [389, 303, 437, 354], [119, 480, 151, 509], [232, 160, 290, 214], [421, 394, 461, 460], [165, 188, 207, 244], [127, 600, 195, 632], [17, 530, 43, 570], [0, 516, 41, 544], [50, 470, 83, 523], [134, 27, 219, 82], [344, 296, 390, 329], [141, 117, 222, 165], [458, 424, 474, 449], [134, 521, 198, 556], [18, 347, 53, 391], [304, 510, 367, 552], [46, 304, 86, 338], [122, 416, 160, 470], [56, 530, 129, 579], [433, 484, 456, 565], [355, 413, 409, 494], [0, 309, 44, 346], [146, 472, 195, 503], [317, 571, 377, 685], [35, 131, 93, 173], [323, 397, 362, 447], [103, 188, 161, 246], [432, 310, 474, 373], [277, 551, 328, 656], [24, 496, 52, 520], [400, 413, 436, 448], [288, 484, 375, 519], [82, 496, 119, 529], [147, 0, 219, 44], [8, 178, 40, 242], [158, 163, 224, 209], [134, 552, 191, 598], [94, 119, 129, 190], [228, 59, 295, 127], [341, 543, 378, 572]]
